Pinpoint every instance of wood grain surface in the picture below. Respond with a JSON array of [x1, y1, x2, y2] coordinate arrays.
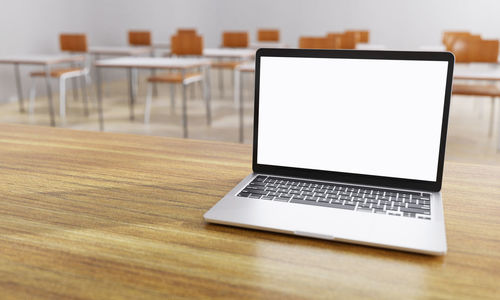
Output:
[[0, 123, 499, 299]]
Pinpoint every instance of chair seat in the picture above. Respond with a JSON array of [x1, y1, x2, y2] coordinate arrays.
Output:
[[211, 61, 242, 69], [147, 72, 202, 84], [30, 67, 84, 78], [453, 83, 500, 97]]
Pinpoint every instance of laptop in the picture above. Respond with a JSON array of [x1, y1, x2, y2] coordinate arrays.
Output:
[[204, 49, 454, 255]]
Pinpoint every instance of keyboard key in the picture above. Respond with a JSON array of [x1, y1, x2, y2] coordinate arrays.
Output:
[[242, 176, 430, 219]]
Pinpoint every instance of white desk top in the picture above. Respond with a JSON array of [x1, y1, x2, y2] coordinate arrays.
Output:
[[237, 62, 255, 72], [249, 42, 288, 49], [0, 54, 84, 65], [152, 42, 171, 49], [355, 43, 388, 50], [89, 46, 152, 56], [419, 45, 447, 52], [203, 48, 256, 58], [454, 63, 500, 80], [95, 56, 211, 69]]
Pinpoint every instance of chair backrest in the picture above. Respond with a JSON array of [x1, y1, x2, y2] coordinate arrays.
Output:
[[222, 32, 249, 48], [469, 39, 499, 63], [358, 30, 370, 43], [442, 31, 470, 51], [258, 29, 280, 42], [171, 33, 203, 55], [299, 36, 335, 49], [326, 33, 343, 49], [177, 28, 197, 36], [339, 32, 356, 49], [449, 35, 482, 63], [60, 34, 87, 52], [345, 30, 370, 44], [128, 30, 152, 46]]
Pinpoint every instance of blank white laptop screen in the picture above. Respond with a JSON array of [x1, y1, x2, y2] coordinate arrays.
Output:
[[257, 56, 449, 182]]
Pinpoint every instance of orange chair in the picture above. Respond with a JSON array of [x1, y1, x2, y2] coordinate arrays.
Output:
[[449, 35, 482, 63], [128, 30, 152, 46], [442, 31, 471, 51], [326, 33, 342, 49], [339, 32, 357, 49], [144, 32, 206, 125], [222, 31, 249, 48], [29, 33, 90, 122], [452, 37, 500, 136], [257, 29, 280, 42], [299, 36, 338, 49], [212, 31, 250, 95]]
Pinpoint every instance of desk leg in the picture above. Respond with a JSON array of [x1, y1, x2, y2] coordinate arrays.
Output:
[[96, 67, 104, 131], [127, 68, 136, 121], [238, 70, 244, 143], [182, 69, 188, 138], [14, 63, 25, 113], [204, 66, 212, 126], [150, 51, 158, 97], [44, 65, 55, 126]]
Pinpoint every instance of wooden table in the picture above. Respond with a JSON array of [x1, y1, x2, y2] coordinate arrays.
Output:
[[95, 57, 212, 136], [0, 123, 498, 299], [0, 55, 85, 123]]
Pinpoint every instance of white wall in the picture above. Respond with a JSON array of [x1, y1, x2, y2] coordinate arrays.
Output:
[[1, 0, 500, 102], [215, 0, 500, 48]]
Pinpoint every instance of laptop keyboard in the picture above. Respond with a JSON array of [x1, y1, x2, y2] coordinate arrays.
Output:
[[237, 176, 431, 220]]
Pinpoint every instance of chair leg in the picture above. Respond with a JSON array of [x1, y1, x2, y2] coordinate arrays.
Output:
[[71, 77, 79, 101], [80, 75, 89, 116], [144, 82, 153, 124], [170, 84, 175, 115], [59, 78, 66, 124], [29, 77, 37, 116], [490, 97, 496, 137], [218, 68, 224, 96], [182, 83, 188, 138]]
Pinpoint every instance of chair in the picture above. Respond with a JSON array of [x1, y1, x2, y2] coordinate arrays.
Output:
[[449, 35, 482, 63], [339, 32, 357, 49], [128, 31, 152, 46], [213, 32, 250, 94], [452, 37, 500, 136], [345, 30, 370, 44], [299, 36, 335, 49], [442, 31, 471, 51], [326, 33, 342, 49], [144, 33, 205, 125], [177, 29, 197, 36], [221, 32, 249, 48], [29, 34, 90, 122], [257, 29, 280, 42]]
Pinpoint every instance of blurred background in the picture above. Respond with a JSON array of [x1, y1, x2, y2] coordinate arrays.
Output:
[[0, 0, 499, 165]]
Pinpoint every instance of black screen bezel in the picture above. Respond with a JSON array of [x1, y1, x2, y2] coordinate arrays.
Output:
[[252, 48, 454, 192]]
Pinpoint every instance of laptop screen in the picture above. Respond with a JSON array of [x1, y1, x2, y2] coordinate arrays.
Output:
[[257, 56, 449, 182]]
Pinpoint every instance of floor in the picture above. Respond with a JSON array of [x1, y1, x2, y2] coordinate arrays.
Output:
[[1, 74, 499, 166]]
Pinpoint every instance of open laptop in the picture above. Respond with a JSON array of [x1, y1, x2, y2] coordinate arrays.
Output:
[[205, 49, 454, 255]]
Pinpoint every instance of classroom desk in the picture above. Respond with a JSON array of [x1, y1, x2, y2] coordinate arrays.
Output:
[[203, 48, 256, 59], [95, 57, 212, 137], [0, 55, 84, 123], [88, 46, 153, 58], [249, 41, 288, 49], [453, 64, 500, 150], [0, 123, 498, 299], [234, 62, 255, 143]]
